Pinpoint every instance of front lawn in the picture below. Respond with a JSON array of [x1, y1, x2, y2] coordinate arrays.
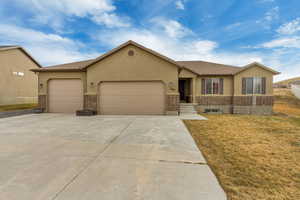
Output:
[[0, 103, 38, 112], [184, 89, 300, 200]]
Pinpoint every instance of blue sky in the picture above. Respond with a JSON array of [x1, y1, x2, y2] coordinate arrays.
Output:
[[1, 0, 300, 81]]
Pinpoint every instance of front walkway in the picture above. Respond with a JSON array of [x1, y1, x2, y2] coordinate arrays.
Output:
[[0, 114, 224, 200]]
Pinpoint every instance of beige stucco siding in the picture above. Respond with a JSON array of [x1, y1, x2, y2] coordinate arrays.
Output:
[[196, 76, 234, 96], [86, 45, 179, 95], [38, 72, 87, 95], [179, 69, 197, 78], [0, 49, 39, 105], [234, 65, 274, 96]]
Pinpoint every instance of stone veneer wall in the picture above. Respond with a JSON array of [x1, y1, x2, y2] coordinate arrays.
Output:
[[233, 106, 273, 115], [84, 95, 97, 111], [166, 94, 179, 115], [196, 96, 233, 114], [196, 96, 273, 115], [38, 95, 47, 111]]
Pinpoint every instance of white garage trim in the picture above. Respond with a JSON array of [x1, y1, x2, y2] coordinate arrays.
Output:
[[98, 81, 165, 115], [48, 79, 83, 113]]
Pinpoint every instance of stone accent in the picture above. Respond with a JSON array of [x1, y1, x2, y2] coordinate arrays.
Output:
[[197, 96, 233, 105], [166, 94, 179, 115], [38, 95, 47, 111], [84, 95, 97, 111], [196, 105, 233, 114], [233, 96, 273, 106], [233, 105, 273, 115], [195, 96, 274, 115], [256, 96, 273, 106], [233, 96, 253, 106]]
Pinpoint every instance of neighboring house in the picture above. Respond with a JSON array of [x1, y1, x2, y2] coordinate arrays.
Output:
[[274, 77, 300, 88], [291, 84, 300, 99], [0, 46, 41, 105], [31, 41, 279, 115]]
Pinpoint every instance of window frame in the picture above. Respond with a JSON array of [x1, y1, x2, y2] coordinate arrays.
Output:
[[244, 77, 263, 95], [204, 78, 221, 95]]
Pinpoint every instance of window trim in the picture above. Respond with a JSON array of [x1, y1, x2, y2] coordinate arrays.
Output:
[[203, 78, 223, 95], [244, 77, 264, 95]]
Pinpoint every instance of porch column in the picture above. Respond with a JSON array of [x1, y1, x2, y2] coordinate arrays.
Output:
[[192, 78, 197, 103]]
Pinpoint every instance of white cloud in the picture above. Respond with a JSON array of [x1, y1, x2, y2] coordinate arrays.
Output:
[[92, 13, 130, 28], [264, 6, 279, 22], [277, 18, 300, 35], [261, 37, 300, 48], [151, 18, 193, 38], [175, 1, 185, 10], [14, 0, 129, 30], [255, 6, 279, 29], [225, 22, 242, 30], [0, 24, 98, 65]]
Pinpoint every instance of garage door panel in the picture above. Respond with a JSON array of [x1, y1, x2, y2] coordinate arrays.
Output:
[[48, 79, 83, 113], [99, 82, 165, 115]]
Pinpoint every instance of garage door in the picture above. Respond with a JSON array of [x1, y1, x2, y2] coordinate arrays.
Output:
[[48, 79, 83, 113], [99, 82, 165, 115]]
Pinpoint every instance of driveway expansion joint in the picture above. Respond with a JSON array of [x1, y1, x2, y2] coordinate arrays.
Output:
[[51, 118, 136, 200]]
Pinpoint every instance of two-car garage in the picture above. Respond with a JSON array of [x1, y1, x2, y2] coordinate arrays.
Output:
[[48, 80, 165, 115], [99, 82, 165, 115]]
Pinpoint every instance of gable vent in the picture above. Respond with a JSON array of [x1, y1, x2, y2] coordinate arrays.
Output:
[[128, 50, 134, 56]]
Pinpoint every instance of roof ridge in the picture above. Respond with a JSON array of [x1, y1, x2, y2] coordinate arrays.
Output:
[[45, 59, 95, 68], [177, 60, 241, 68]]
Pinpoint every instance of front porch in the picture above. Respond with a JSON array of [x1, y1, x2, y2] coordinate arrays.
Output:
[[179, 78, 197, 103]]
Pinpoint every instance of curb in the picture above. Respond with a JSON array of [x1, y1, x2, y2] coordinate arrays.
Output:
[[0, 108, 43, 119]]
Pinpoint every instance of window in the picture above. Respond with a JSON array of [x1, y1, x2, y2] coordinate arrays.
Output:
[[246, 78, 253, 94], [13, 71, 25, 77], [203, 78, 222, 94], [243, 77, 265, 94], [253, 77, 262, 94], [206, 79, 212, 94]]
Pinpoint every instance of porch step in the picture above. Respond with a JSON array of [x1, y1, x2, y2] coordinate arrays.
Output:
[[179, 103, 197, 114]]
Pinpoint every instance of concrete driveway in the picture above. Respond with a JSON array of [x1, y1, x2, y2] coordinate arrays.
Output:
[[0, 114, 226, 200]]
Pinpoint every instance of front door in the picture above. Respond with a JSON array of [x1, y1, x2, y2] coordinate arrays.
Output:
[[179, 79, 191, 103], [179, 79, 186, 102]]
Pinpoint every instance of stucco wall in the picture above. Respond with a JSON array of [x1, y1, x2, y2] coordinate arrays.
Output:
[[0, 49, 39, 105], [234, 65, 274, 96], [179, 69, 197, 78], [86, 45, 179, 95]]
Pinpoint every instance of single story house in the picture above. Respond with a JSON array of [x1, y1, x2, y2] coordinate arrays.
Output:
[[0, 46, 41, 105], [31, 40, 279, 115]]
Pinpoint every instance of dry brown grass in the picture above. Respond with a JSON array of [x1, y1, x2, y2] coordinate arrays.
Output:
[[0, 103, 38, 112], [274, 88, 300, 116], [184, 89, 300, 200]]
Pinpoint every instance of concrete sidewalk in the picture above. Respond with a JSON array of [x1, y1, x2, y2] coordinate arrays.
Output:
[[0, 114, 225, 200]]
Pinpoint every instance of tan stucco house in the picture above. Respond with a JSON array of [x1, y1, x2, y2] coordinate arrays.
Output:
[[32, 41, 279, 115], [0, 46, 41, 105]]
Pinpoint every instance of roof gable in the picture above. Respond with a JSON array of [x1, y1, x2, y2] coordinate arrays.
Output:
[[82, 40, 183, 70], [235, 62, 280, 75], [0, 46, 42, 68]]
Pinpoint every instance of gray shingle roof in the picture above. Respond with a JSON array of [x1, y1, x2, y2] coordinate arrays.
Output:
[[31, 40, 279, 75]]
